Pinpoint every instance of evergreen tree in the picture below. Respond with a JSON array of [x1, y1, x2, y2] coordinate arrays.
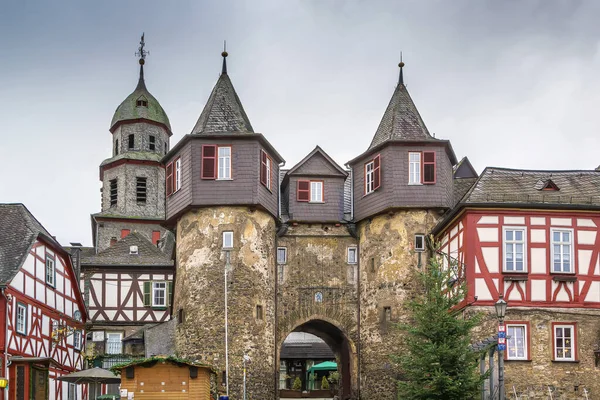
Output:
[[394, 247, 485, 400]]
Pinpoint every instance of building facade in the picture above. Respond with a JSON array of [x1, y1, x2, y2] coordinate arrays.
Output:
[[0, 204, 87, 400]]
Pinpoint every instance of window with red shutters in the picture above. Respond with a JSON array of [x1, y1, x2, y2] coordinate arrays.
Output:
[[423, 151, 436, 184], [166, 162, 174, 196], [260, 151, 267, 185], [373, 154, 381, 190], [201, 145, 217, 179], [297, 180, 310, 202]]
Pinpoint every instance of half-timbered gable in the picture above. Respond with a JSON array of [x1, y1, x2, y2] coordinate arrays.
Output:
[[0, 204, 87, 400], [436, 167, 600, 394], [282, 146, 348, 223]]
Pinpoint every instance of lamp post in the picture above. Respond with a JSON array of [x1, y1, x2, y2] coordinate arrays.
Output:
[[243, 354, 251, 400], [224, 251, 232, 399], [495, 295, 507, 400]]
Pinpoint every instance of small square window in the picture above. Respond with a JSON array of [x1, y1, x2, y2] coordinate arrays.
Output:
[[414, 235, 425, 252], [347, 247, 357, 264], [223, 231, 234, 249], [277, 247, 287, 264], [45, 256, 55, 287]]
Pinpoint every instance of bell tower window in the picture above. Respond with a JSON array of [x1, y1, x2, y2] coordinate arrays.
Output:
[[114, 139, 119, 156], [136, 177, 147, 203], [109, 179, 118, 207], [149, 135, 156, 151], [128, 134, 135, 150]]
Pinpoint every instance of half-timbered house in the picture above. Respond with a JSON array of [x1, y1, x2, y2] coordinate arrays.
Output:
[[0, 204, 87, 400], [436, 167, 600, 395]]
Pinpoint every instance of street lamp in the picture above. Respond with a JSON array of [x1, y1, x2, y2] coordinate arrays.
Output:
[[243, 354, 251, 400], [495, 295, 507, 400]]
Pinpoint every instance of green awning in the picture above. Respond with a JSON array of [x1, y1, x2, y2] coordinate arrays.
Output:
[[308, 361, 337, 373]]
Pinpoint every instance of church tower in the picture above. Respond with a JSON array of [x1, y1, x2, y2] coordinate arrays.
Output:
[[95, 35, 172, 250], [165, 50, 284, 399], [347, 61, 458, 399]]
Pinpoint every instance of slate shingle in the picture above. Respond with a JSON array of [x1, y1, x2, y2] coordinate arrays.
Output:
[[81, 231, 173, 267]]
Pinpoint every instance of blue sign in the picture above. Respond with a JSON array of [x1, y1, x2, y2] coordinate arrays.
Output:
[[498, 344, 506, 351], [219, 397, 229, 400], [498, 331, 506, 339]]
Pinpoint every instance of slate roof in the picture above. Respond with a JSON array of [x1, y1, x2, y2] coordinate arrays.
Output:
[[280, 341, 335, 360], [81, 232, 173, 267], [100, 151, 163, 167], [286, 146, 348, 177], [368, 82, 440, 150], [191, 67, 254, 135], [344, 170, 352, 220], [0, 204, 61, 284], [461, 168, 600, 206], [453, 177, 478, 207], [110, 65, 171, 133]]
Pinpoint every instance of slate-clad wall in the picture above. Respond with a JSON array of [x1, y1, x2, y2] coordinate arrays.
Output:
[[165, 138, 279, 220], [352, 143, 453, 222], [287, 176, 345, 222]]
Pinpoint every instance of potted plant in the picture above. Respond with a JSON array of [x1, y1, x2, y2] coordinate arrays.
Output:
[[280, 376, 303, 398]]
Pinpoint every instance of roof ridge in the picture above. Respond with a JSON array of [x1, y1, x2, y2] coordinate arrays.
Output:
[[485, 166, 600, 174]]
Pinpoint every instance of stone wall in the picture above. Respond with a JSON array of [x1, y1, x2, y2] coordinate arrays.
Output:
[[357, 209, 440, 400], [113, 122, 170, 156], [471, 306, 600, 399], [276, 223, 359, 397], [174, 206, 276, 400]]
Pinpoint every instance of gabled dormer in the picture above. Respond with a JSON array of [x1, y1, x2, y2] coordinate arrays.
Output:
[[163, 50, 284, 223], [282, 146, 348, 222], [347, 61, 458, 222]]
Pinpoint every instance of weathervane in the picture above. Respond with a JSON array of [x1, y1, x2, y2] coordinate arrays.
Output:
[[135, 33, 149, 64]]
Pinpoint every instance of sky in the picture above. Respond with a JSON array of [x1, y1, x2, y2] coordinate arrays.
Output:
[[1, 0, 600, 246]]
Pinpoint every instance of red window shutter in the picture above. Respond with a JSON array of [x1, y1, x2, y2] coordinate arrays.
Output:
[[373, 154, 381, 190], [166, 162, 173, 196], [201, 145, 217, 179], [260, 151, 267, 186], [423, 151, 436, 184], [121, 229, 130, 239], [297, 180, 310, 202], [152, 231, 161, 245]]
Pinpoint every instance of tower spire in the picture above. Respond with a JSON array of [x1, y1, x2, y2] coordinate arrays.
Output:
[[221, 41, 228, 75], [135, 33, 149, 90], [398, 52, 405, 85]]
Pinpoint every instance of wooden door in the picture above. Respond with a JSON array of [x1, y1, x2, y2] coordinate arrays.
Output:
[[29, 367, 47, 400]]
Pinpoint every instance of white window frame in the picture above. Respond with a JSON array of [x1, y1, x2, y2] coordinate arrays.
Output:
[[551, 228, 574, 273], [45, 256, 55, 287], [365, 161, 375, 194], [175, 158, 182, 192], [277, 247, 287, 264], [506, 324, 527, 360], [223, 231, 234, 249], [414, 235, 425, 252], [217, 146, 232, 180], [347, 247, 357, 264], [310, 181, 323, 203], [106, 332, 123, 355], [152, 281, 167, 307], [73, 330, 82, 351], [16, 303, 27, 335], [503, 227, 527, 272], [408, 152, 421, 185], [554, 324, 575, 361], [265, 156, 272, 190]]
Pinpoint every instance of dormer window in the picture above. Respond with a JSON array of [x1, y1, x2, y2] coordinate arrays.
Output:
[[136, 96, 148, 107], [297, 180, 324, 203], [129, 245, 139, 255]]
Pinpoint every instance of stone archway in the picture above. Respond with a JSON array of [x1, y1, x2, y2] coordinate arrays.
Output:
[[277, 317, 357, 399]]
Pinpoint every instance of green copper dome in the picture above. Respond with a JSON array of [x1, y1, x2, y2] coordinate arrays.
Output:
[[110, 65, 171, 133]]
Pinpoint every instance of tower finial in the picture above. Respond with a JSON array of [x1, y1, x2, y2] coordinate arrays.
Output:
[[221, 40, 228, 75], [135, 33, 149, 90], [398, 52, 405, 85]]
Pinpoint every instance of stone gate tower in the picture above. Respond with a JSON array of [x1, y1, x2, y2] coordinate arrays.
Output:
[[165, 52, 284, 399], [347, 62, 458, 399]]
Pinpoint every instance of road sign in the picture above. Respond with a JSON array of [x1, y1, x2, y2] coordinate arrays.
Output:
[[498, 324, 506, 332], [498, 338, 506, 344], [498, 343, 506, 351], [498, 331, 506, 339]]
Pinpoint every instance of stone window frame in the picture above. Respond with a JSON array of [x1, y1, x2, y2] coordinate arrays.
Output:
[[505, 321, 530, 361], [347, 247, 358, 264], [552, 322, 578, 362], [414, 234, 425, 252], [222, 231, 234, 249]]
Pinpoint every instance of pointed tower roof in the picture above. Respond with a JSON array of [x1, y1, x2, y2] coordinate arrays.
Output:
[[368, 61, 435, 150], [110, 36, 171, 134], [191, 51, 254, 135]]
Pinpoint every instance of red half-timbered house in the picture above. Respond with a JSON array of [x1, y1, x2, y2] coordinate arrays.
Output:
[[0, 204, 87, 400], [436, 167, 600, 394]]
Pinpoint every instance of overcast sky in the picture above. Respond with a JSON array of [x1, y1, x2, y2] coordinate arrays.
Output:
[[1, 1, 599, 245]]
